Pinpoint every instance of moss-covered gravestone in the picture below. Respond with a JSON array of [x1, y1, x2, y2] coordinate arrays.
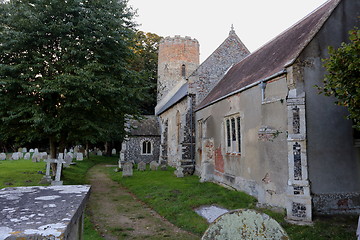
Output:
[[202, 209, 289, 240]]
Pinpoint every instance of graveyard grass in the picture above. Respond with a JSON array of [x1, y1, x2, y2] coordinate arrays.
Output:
[[109, 165, 357, 239], [0, 156, 357, 239]]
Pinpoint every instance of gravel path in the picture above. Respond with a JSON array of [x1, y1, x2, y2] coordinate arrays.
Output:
[[86, 164, 199, 240]]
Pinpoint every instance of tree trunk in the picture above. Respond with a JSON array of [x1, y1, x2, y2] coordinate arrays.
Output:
[[49, 137, 57, 159]]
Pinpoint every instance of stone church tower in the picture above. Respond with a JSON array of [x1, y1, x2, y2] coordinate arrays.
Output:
[[157, 36, 199, 103]]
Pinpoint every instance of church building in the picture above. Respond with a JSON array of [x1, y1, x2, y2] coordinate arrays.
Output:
[[155, 0, 360, 225]]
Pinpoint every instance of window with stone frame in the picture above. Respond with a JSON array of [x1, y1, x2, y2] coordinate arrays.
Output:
[[224, 114, 241, 154], [141, 140, 152, 155]]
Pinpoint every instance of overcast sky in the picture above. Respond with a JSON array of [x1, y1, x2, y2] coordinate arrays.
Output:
[[128, 0, 329, 62]]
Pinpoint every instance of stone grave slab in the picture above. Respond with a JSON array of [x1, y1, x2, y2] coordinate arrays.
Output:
[[0, 185, 91, 240], [202, 209, 289, 240]]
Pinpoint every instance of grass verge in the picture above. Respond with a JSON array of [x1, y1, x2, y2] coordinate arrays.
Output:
[[109, 166, 357, 239]]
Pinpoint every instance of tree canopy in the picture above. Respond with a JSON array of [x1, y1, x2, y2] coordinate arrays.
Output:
[[320, 28, 360, 130], [0, 0, 143, 155]]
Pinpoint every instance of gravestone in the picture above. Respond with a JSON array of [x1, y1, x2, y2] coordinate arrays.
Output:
[[138, 161, 146, 171], [58, 153, 64, 160], [97, 150, 103, 156], [150, 161, 159, 171], [32, 153, 41, 162], [17, 148, 23, 153], [6, 154, 12, 160], [175, 166, 184, 178], [40, 152, 48, 160], [52, 160, 65, 186], [29, 149, 34, 153], [11, 152, 20, 160], [122, 162, 133, 177], [202, 209, 289, 240], [67, 152, 74, 159], [34, 148, 39, 154], [112, 148, 116, 155], [24, 153, 31, 160], [22, 147, 27, 153], [76, 153, 84, 161], [63, 154, 73, 168], [40, 159, 56, 184], [160, 163, 167, 171], [0, 153, 6, 160]]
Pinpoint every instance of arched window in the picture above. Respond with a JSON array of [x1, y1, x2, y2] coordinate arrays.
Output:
[[141, 140, 152, 155], [181, 64, 186, 78]]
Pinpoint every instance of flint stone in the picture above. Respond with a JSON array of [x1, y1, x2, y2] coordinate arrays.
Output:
[[150, 161, 159, 171], [0, 185, 91, 240], [138, 161, 146, 171], [122, 162, 133, 177]]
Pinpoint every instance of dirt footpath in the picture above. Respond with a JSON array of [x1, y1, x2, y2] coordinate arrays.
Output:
[[86, 164, 199, 240]]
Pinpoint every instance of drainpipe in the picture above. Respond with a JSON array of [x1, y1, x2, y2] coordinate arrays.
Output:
[[259, 81, 266, 102], [190, 94, 195, 174]]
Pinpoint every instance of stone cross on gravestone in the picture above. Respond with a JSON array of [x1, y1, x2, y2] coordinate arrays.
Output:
[[40, 159, 56, 184], [122, 162, 133, 177], [51, 159, 65, 186], [138, 161, 146, 171]]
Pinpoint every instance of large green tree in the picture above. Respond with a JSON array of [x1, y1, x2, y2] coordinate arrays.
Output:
[[130, 31, 162, 114], [0, 0, 142, 157], [320, 28, 360, 130]]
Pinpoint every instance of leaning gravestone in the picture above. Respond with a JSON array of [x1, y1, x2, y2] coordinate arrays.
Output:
[[122, 162, 133, 177], [150, 161, 159, 171], [0, 153, 6, 160], [24, 152, 31, 160], [138, 161, 146, 171], [202, 209, 289, 240]]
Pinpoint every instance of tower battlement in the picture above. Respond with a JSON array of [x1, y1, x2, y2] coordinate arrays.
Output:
[[157, 35, 200, 103]]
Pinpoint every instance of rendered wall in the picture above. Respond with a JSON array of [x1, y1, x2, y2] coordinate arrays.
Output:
[[195, 77, 289, 209]]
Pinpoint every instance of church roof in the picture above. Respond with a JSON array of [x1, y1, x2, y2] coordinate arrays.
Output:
[[196, 0, 341, 111], [128, 115, 160, 136], [156, 83, 188, 115]]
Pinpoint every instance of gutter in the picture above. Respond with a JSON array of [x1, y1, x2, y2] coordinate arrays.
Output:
[[195, 69, 287, 112]]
